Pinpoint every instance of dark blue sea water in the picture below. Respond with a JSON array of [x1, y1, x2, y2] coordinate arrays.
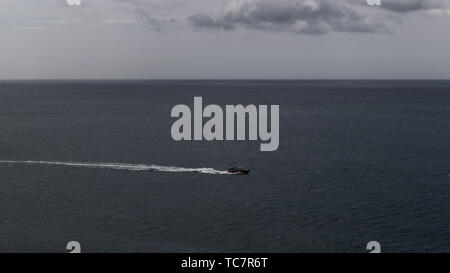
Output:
[[0, 80, 449, 252]]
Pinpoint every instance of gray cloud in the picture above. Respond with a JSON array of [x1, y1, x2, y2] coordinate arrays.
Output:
[[112, 0, 166, 30], [380, 0, 446, 13], [189, 0, 390, 35], [188, 0, 450, 35]]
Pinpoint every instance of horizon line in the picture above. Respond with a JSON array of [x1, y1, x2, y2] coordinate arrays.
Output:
[[2, 78, 450, 81]]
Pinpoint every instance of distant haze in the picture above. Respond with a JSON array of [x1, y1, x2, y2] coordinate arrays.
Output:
[[1, 0, 450, 79]]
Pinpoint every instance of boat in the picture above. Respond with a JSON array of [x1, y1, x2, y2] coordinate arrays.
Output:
[[228, 166, 250, 175]]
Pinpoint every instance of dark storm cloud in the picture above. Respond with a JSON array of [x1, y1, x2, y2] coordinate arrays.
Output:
[[380, 0, 445, 13], [105, 0, 450, 34], [189, 0, 389, 35]]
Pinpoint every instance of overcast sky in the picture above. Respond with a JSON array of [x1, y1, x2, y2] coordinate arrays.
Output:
[[1, 0, 450, 79]]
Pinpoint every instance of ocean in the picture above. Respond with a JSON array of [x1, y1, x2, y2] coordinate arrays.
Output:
[[0, 80, 448, 252]]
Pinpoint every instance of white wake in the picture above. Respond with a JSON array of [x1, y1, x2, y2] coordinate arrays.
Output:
[[0, 160, 231, 175]]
